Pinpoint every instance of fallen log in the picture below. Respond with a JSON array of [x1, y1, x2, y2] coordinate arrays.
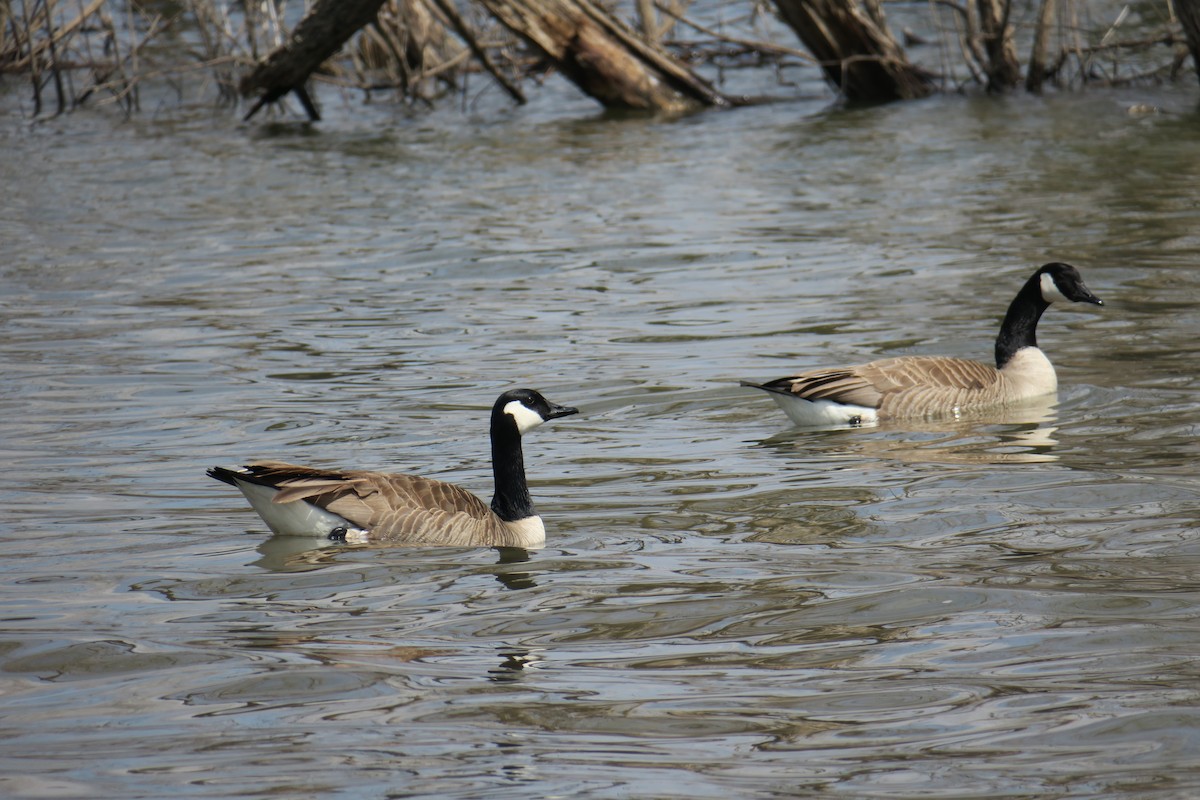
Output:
[[240, 0, 389, 120], [771, 0, 933, 102], [474, 0, 733, 112]]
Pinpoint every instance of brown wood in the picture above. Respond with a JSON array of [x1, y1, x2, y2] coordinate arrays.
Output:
[[976, 0, 1020, 92], [474, 0, 730, 111], [771, 0, 933, 102], [1025, 0, 1056, 92], [240, 0, 389, 120], [1175, 0, 1200, 84], [426, 0, 527, 104]]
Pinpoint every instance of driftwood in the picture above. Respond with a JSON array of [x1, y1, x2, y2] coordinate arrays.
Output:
[[240, 0, 389, 120], [230, 0, 1196, 119], [771, 0, 933, 102], [474, 0, 732, 112], [12, 0, 1181, 121], [239, 0, 725, 116]]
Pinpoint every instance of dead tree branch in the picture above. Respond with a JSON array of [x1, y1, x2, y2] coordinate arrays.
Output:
[[427, 0, 526, 103], [240, 0, 389, 121], [474, 0, 732, 111]]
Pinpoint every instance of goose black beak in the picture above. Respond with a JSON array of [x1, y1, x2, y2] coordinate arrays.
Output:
[[1067, 277, 1103, 306], [546, 404, 579, 420]]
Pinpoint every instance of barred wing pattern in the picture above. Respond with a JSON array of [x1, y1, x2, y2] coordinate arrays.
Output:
[[777, 356, 1006, 419], [242, 461, 523, 547]]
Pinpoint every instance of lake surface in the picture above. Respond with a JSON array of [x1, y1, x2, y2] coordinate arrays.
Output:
[[3, 62, 1200, 798]]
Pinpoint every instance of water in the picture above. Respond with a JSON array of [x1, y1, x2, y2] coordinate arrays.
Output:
[[3, 72, 1200, 798]]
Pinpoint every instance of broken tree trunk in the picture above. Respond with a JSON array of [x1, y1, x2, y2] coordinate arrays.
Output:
[[240, 0, 388, 120], [976, 0, 1021, 92], [1025, 0, 1056, 92], [473, 0, 731, 112], [771, 0, 933, 102], [1175, 0, 1200, 84]]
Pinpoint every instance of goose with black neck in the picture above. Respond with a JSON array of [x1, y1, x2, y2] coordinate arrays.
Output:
[[741, 262, 1104, 427], [208, 388, 578, 547]]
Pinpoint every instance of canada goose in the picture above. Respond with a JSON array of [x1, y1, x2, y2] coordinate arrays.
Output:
[[742, 262, 1103, 426], [207, 389, 578, 547]]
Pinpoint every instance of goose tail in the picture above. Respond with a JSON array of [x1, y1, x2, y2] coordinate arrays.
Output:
[[739, 379, 794, 398]]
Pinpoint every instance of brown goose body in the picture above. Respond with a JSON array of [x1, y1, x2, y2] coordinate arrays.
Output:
[[208, 389, 577, 547], [743, 263, 1103, 427], [209, 461, 546, 547]]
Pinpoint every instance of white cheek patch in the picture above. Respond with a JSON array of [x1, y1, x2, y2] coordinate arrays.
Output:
[[504, 400, 545, 434], [1040, 271, 1069, 304]]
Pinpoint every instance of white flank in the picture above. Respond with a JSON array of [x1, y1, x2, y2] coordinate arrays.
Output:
[[232, 478, 359, 538], [504, 400, 546, 435], [1040, 271, 1069, 304], [767, 394, 879, 428], [502, 515, 547, 548]]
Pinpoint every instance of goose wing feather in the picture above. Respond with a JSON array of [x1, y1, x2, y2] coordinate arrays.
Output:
[[243, 461, 511, 545], [780, 356, 1002, 415], [773, 368, 885, 408], [856, 356, 999, 392]]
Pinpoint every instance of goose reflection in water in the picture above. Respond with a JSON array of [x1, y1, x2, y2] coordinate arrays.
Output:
[[754, 392, 1064, 466], [251, 534, 541, 591]]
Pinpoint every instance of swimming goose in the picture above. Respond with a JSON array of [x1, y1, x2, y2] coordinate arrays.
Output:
[[207, 388, 578, 547], [742, 262, 1103, 426]]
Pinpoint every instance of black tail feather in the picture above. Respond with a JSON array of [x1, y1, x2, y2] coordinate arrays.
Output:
[[207, 465, 281, 490], [206, 466, 244, 487], [739, 379, 794, 398]]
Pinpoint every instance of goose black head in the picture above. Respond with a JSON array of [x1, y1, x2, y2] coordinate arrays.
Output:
[[1036, 262, 1104, 306], [492, 389, 579, 435]]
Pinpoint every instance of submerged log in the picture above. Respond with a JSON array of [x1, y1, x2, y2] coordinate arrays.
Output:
[[771, 0, 933, 102], [474, 0, 731, 112], [240, 0, 389, 120]]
